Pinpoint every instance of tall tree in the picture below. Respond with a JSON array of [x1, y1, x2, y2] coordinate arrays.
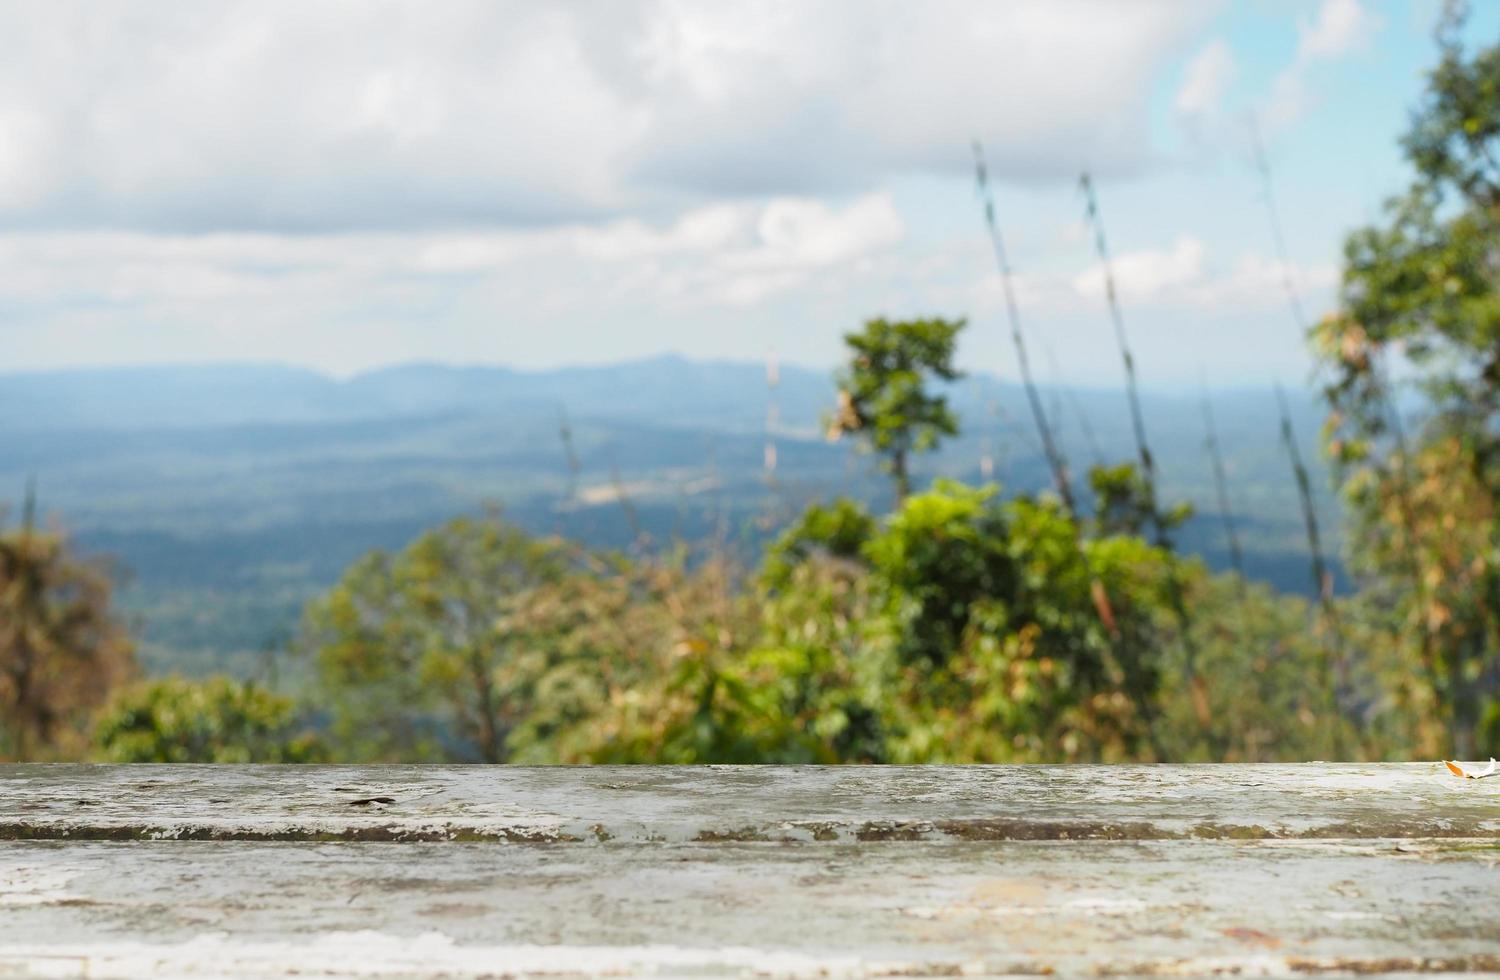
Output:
[[0, 503, 135, 760], [828, 317, 964, 503], [1313, 1, 1500, 755], [302, 513, 581, 762]]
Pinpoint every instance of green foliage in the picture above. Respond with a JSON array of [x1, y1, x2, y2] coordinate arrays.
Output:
[[517, 554, 780, 764], [830, 317, 964, 500], [1404, 1, 1500, 211], [1088, 464, 1191, 539], [866, 481, 1020, 667], [0, 519, 135, 761], [1314, 4, 1500, 756], [762, 497, 874, 589], [745, 557, 888, 762], [577, 481, 1183, 763], [93, 676, 323, 763], [1156, 575, 1352, 761], [280, 470, 1369, 765], [868, 483, 1173, 761], [300, 513, 583, 762]]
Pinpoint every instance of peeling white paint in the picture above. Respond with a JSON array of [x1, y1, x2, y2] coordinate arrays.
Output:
[[1, 765, 1498, 978]]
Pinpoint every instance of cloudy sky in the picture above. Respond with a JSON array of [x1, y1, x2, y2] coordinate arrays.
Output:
[[0, 0, 1489, 386]]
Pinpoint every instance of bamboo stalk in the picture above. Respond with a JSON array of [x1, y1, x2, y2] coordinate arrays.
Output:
[[557, 406, 581, 505], [1251, 119, 1356, 752], [972, 142, 1076, 518], [1078, 173, 1168, 547], [605, 448, 644, 546], [1275, 384, 1336, 617], [1247, 122, 1310, 337], [1065, 389, 1104, 469], [765, 348, 780, 484], [1276, 382, 1348, 750], [1078, 173, 1215, 745], [1199, 383, 1248, 585], [972, 145, 1171, 758], [1043, 341, 1104, 468], [703, 435, 729, 549], [1375, 355, 1446, 741], [21, 476, 36, 535], [970, 378, 996, 482]]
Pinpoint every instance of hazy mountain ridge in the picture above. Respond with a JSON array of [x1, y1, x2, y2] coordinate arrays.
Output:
[[0, 355, 1328, 436], [0, 357, 1343, 678], [0, 356, 832, 433]]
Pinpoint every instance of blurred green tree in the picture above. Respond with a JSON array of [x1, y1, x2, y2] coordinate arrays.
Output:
[[544, 554, 775, 763], [0, 504, 135, 761], [828, 317, 964, 502], [93, 676, 323, 763], [870, 482, 1172, 760], [301, 513, 581, 762], [757, 482, 1178, 761], [1313, 2, 1500, 755], [1156, 575, 1353, 762], [297, 486, 1366, 764], [1087, 463, 1191, 540]]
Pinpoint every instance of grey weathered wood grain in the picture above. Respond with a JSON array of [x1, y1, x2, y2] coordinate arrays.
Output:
[[2, 764, 1498, 977], [4, 763, 1498, 842], [4, 838, 1499, 977]]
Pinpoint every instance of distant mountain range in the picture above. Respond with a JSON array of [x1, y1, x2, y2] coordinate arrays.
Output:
[[0, 356, 833, 433], [0, 357, 1345, 678], [0, 355, 1326, 440]]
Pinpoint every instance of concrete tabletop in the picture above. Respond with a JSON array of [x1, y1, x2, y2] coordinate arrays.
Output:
[[2, 764, 1497, 977]]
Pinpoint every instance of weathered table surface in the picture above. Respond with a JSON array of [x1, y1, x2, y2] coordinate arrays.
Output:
[[3, 763, 1497, 977]]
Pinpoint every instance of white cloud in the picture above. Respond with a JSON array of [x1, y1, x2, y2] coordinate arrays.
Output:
[[570, 206, 748, 262], [735, 196, 904, 272], [0, 105, 52, 209], [0, 1, 1212, 232], [1073, 235, 1207, 300], [0, 217, 1338, 385], [1069, 235, 1335, 313], [0, 192, 905, 370], [1262, 71, 1309, 131], [1264, 0, 1381, 129], [0, 2, 1349, 387], [1297, 0, 1379, 60], [1174, 40, 1237, 117], [1201, 252, 1338, 308]]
